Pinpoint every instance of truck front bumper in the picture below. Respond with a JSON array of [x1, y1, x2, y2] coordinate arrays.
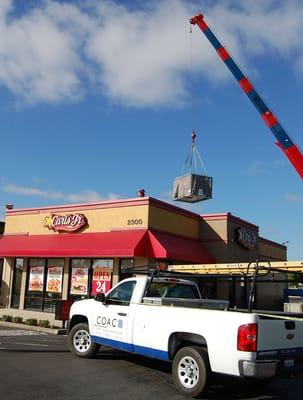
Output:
[[239, 360, 277, 378]]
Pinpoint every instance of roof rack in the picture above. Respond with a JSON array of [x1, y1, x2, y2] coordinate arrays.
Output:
[[125, 261, 303, 313], [169, 260, 303, 274]]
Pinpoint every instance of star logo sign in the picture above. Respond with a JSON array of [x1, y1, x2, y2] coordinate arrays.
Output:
[[44, 215, 53, 230]]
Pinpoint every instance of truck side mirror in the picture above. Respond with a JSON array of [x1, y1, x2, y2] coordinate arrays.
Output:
[[95, 293, 106, 303]]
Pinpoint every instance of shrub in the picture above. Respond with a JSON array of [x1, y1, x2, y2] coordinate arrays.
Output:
[[1, 315, 13, 322], [12, 316, 23, 324], [24, 318, 38, 326], [38, 320, 50, 328]]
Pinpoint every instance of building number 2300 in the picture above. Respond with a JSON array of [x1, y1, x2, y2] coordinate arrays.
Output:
[[127, 219, 143, 225]]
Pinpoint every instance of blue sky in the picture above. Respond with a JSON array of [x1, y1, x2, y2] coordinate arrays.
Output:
[[0, 0, 302, 260]]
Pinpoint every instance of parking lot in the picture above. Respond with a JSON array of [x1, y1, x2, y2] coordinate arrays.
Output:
[[0, 325, 303, 400]]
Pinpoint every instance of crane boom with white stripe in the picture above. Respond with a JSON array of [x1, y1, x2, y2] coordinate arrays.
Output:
[[190, 13, 303, 179]]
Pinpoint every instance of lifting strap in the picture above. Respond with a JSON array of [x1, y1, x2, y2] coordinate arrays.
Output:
[[182, 130, 207, 175]]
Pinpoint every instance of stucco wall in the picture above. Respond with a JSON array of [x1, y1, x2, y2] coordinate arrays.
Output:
[[148, 205, 199, 239], [4, 204, 149, 235]]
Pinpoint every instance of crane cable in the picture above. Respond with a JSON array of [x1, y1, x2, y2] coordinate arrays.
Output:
[[182, 25, 207, 176]]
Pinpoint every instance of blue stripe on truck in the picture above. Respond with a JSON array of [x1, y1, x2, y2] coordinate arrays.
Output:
[[91, 335, 169, 361]]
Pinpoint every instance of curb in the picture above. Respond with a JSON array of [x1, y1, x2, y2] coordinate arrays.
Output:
[[0, 320, 66, 335]]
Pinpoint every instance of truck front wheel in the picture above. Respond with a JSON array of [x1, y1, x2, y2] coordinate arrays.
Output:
[[172, 346, 210, 397], [68, 322, 99, 358]]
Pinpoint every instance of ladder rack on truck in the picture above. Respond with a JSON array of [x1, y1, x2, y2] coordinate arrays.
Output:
[[169, 260, 303, 274], [124, 261, 303, 315], [169, 261, 303, 315]]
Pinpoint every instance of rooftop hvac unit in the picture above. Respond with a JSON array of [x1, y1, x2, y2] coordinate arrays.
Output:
[[173, 173, 212, 203], [172, 130, 213, 203]]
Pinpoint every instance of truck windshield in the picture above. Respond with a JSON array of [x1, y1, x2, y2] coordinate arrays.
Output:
[[146, 282, 200, 299]]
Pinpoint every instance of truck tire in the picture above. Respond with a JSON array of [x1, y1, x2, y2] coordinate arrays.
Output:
[[172, 346, 210, 397], [68, 322, 99, 358]]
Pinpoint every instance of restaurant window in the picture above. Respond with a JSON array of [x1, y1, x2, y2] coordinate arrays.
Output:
[[44, 259, 64, 313], [91, 259, 113, 296], [69, 259, 90, 301], [69, 258, 114, 301], [119, 259, 134, 281], [24, 258, 64, 312], [11, 258, 24, 309]]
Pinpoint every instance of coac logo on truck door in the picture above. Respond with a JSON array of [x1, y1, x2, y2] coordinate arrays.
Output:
[[96, 316, 123, 329]]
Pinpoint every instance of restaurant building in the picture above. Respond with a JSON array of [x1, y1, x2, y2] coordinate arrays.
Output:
[[0, 196, 286, 326]]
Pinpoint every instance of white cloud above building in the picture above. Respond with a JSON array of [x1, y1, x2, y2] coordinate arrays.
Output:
[[0, 0, 303, 106]]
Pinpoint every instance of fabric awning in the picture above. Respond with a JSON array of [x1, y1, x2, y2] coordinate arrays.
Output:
[[0, 229, 214, 264], [147, 230, 214, 264], [0, 230, 148, 258]]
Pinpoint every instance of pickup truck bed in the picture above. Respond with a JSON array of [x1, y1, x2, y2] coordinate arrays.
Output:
[[142, 296, 230, 310]]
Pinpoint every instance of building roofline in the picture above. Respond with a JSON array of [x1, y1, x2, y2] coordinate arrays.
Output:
[[5, 196, 149, 215], [200, 212, 259, 231], [4, 198, 263, 233], [4, 196, 201, 220], [259, 236, 286, 249]]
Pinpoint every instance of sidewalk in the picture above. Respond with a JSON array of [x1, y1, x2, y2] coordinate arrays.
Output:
[[0, 320, 66, 335]]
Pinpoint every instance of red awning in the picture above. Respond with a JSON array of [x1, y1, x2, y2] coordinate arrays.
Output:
[[147, 230, 214, 264], [0, 229, 214, 263], [0, 230, 148, 258]]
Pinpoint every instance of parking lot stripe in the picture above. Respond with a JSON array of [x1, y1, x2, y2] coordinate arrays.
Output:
[[14, 342, 49, 347]]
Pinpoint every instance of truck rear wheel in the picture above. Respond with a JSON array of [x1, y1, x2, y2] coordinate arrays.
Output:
[[172, 346, 210, 397], [68, 322, 99, 358]]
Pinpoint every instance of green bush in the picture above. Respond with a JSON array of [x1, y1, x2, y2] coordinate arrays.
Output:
[[1, 315, 13, 322], [12, 316, 23, 324], [24, 318, 38, 326], [38, 320, 50, 328]]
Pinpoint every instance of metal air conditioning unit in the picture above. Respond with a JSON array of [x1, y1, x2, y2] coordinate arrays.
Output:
[[173, 173, 212, 203]]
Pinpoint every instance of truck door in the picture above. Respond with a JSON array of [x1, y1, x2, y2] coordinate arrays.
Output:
[[90, 280, 137, 352]]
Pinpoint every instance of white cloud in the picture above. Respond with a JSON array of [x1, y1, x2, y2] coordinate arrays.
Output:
[[244, 160, 270, 176], [86, 0, 303, 107], [244, 157, 287, 175], [85, 0, 215, 107], [1, 0, 303, 106], [285, 193, 303, 202], [0, 0, 88, 104], [3, 184, 120, 203]]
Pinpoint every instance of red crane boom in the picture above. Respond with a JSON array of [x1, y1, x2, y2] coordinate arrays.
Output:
[[190, 13, 303, 179]]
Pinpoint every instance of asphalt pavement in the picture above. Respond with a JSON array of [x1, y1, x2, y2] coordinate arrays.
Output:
[[0, 324, 303, 400]]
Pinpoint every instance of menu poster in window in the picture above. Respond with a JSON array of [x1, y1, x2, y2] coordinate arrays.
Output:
[[47, 267, 63, 293], [70, 267, 88, 295], [91, 260, 113, 295], [28, 267, 44, 291]]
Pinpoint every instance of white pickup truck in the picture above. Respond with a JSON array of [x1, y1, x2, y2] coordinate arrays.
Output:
[[67, 273, 303, 397]]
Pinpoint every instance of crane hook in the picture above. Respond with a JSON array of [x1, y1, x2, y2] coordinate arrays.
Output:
[[191, 129, 196, 143]]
